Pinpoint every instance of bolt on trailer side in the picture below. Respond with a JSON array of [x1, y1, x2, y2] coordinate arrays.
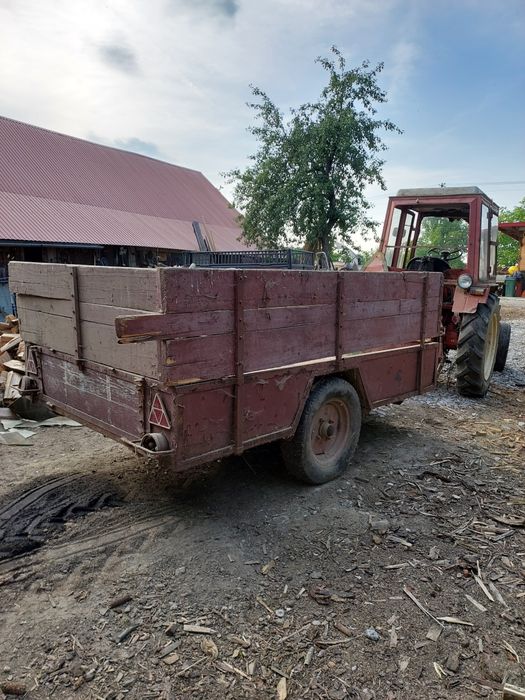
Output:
[[9, 262, 443, 481]]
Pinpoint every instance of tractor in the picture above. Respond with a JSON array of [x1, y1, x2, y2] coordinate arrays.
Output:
[[368, 186, 511, 397]]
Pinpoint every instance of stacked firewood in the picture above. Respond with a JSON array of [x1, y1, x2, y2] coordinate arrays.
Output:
[[0, 315, 25, 404]]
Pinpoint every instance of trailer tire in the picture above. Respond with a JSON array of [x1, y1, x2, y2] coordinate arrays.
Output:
[[456, 293, 500, 397], [281, 377, 362, 485], [494, 322, 511, 372]]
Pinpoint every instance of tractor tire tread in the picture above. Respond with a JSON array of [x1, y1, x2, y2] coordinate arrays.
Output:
[[494, 321, 511, 372], [456, 293, 500, 398]]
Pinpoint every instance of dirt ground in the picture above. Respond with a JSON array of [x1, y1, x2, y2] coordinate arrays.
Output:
[[1, 299, 524, 700]]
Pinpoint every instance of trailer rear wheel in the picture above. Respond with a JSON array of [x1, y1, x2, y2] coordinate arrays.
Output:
[[494, 321, 511, 372], [281, 377, 362, 484], [456, 293, 500, 397]]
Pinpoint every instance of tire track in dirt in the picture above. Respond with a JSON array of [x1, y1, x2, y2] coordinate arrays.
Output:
[[0, 505, 182, 579], [0, 472, 122, 561]]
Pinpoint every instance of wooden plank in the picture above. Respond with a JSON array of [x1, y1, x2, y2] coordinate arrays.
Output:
[[241, 270, 337, 308], [3, 359, 25, 373], [16, 307, 76, 355], [81, 322, 157, 377], [8, 262, 161, 310], [80, 303, 155, 326], [41, 355, 143, 438], [164, 334, 234, 383], [116, 310, 234, 342], [245, 324, 335, 373], [343, 298, 425, 321], [117, 296, 439, 345], [342, 271, 442, 302], [77, 266, 160, 310], [244, 304, 336, 332], [16, 295, 158, 375], [160, 268, 338, 313], [8, 262, 72, 299], [0, 334, 21, 354], [160, 267, 235, 313], [4, 370, 22, 400], [16, 295, 72, 318], [17, 295, 155, 327], [341, 314, 423, 352]]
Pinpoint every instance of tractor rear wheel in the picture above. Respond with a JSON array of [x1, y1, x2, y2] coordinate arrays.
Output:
[[281, 377, 362, 484], [456, 293, 500, 397], [494, 322, 511, 372]]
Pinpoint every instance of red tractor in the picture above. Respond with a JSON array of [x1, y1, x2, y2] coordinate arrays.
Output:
[[369, 186, 510, 397]]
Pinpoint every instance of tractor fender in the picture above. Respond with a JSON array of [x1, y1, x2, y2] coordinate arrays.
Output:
[[451, 287, 489, 315]]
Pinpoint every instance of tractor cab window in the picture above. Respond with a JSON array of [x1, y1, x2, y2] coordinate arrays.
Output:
[[384, 208, 401, 266], [384, 207, 416, 267], [413, 216, 468, 269]]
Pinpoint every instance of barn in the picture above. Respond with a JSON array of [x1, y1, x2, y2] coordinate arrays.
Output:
[[0, 116, 246, 316]]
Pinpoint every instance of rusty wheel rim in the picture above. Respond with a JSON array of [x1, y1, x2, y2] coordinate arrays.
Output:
[[310, 398, 351, 466]]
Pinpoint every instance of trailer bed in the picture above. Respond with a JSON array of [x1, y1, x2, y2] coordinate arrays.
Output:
[[10, 263, 442, 471]]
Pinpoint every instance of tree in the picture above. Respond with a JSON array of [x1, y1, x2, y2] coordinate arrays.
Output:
[[497, 196, 524, 268], [225, 47, 400, 257], [416, 217, 468, 268]]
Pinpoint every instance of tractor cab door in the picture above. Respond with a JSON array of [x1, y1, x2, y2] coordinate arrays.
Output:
[[479, 204, 498, 283], [383, 207, 418, 268]]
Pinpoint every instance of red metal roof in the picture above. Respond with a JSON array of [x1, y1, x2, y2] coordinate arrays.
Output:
[[0, 116, 247, 250], [499, 222, 525, 242]]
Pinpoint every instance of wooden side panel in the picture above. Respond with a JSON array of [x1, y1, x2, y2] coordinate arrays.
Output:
[[179, 386, 234, 458], [10, 262, 161, 310], [244, 322, 335, 373], [160, 271, 442, 384], [9, 262, 72, 299], [116, 310, 234, 342], [77, 267, 160, 311], [159, 268, 337, 312], [165, 334, 234, 382], [10, 262, 161, 377], [16, 302, 76, 355], [342, 272, 442, 342], [81, 322, 157, 377], [359, 344, 438, 405], [40, 353, 143, 440], [241, 372, 311, 442], [160, 268, 235, 313]]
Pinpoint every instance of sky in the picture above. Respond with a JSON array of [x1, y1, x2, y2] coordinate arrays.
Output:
[[1, 0, 524, 249]]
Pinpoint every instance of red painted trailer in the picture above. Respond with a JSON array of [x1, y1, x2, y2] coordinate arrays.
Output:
[[9, 262, 443, 484]]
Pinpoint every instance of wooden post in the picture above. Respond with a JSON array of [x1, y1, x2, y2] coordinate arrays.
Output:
[[69, 266, 84, 369], [233, 270, 245, 453]]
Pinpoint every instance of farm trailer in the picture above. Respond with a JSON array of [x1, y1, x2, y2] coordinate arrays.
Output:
[[9, 262, 443, 484]]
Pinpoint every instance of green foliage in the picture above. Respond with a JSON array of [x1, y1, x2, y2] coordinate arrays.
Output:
[[500, 196, 525, 222], [497, 196, 524, 268], [225, 47, 400, 256], [416, 217, 468, 268]]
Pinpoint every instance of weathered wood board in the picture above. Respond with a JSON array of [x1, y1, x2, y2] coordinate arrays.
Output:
[[10, 263, 158, 377], [123, 268, 442, 384]]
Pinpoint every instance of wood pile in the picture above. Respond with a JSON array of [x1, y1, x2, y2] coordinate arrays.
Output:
[[0, 315, 26, 404]]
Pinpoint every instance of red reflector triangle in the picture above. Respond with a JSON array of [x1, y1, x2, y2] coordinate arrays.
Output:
[[26, 349, 38, 375], [149, 393, 171, 429]]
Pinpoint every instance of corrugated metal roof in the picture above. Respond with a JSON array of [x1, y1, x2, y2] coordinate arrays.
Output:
[[0, 116, 247, 250]]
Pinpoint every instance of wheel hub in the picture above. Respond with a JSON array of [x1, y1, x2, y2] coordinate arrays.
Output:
[[318, 420, 335, 439], [310, 398, 351, 466]]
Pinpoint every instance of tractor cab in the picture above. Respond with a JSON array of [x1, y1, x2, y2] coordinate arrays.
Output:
[[370, 187, 507, 398], [378, 186, 499, 297]]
